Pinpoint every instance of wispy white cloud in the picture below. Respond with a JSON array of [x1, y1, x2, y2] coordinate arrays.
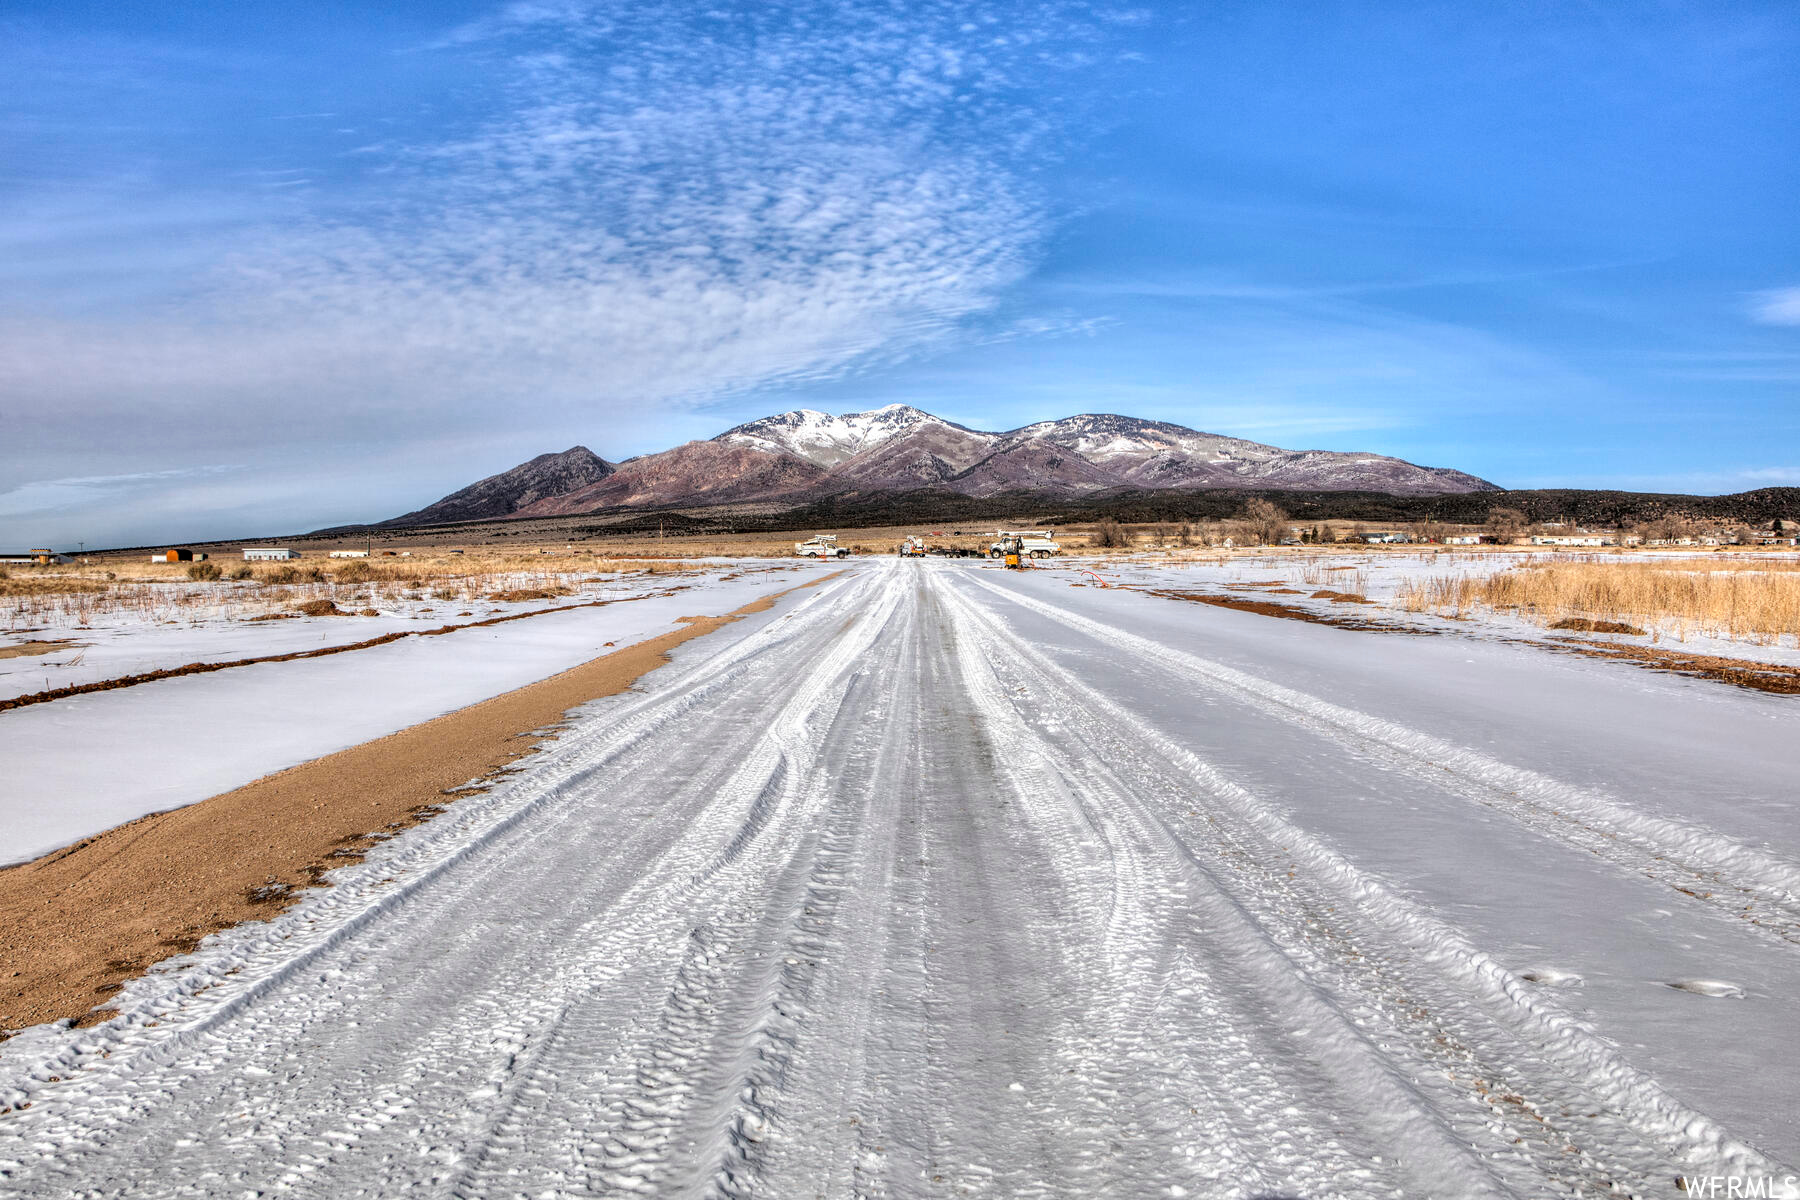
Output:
[[1651, 349, 1800, 383], [6, 0, 1126, 471], [0, 466, 241, 518], [1748, 287, 1800, 326]]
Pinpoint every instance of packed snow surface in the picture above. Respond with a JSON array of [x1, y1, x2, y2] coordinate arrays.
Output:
[[3, 559, 1798, 1198]]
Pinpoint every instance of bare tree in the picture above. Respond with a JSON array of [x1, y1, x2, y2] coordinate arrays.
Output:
[[1176, 522, 1196, 547], [1647, 514, 1691, 543], [1242, 499, 1289, 546], [1485, 506, 1528, 544], [1090, 519, 1129, 549]]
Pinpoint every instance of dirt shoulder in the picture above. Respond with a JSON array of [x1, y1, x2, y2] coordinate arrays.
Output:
[[0, 575, 837, 1039]]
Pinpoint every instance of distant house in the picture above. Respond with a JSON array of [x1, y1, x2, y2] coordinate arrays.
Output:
[[1443, 534, 1480, 545], [1362, 532, 1409, 544], [243, 547, 298, 561], [1530, 535, 1610, 546], [150, 548, 202, 563], [3, 548, 73, 565], [328, 550, 370, 558]]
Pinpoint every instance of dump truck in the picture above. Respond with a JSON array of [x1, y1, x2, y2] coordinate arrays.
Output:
[[795, 534, 850, 559]]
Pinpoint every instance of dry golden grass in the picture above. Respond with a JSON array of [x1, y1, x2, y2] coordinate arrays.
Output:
[[1397, 560, 1800, 643], [0, 551, 706, 630], [0, 574, 111, 597]]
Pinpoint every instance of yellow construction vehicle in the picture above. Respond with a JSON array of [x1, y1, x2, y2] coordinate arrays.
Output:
[[997, 534, 1025, 568]]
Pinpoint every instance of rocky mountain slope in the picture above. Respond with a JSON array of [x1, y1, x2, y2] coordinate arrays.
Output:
[[382, 447, 614, 527], [712, 406, 1494, 498], [514, 442, 828, 517], [386, 407, 1496, 527]]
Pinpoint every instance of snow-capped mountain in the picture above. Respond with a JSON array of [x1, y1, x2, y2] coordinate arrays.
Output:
[[717, 405, 983, 468], [383, 408, 1497, 527]]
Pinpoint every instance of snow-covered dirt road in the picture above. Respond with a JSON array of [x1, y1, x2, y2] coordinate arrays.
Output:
[[3, 560, 1797, 1198]]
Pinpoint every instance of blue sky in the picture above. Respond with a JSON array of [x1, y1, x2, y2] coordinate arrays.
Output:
[[3, 0, 1797, 547]]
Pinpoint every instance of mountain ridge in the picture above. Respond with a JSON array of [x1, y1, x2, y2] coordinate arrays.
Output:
[[381, 446, 615, 528], [381, 408, 1498, 527]]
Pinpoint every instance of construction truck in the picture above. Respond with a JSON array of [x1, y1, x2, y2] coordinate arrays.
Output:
[[988, 530, 1061, 560], [795, 534, 850, 559], [898, 536, 927, 557], [996, 533, 1026, 569]]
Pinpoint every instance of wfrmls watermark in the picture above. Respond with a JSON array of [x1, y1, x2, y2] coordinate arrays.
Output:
[[1678, 1175, 1800, 1199]]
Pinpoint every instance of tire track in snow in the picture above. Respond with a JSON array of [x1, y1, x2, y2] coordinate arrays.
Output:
[[939, 582, 1417, 1198], [419, 570, 912, 1198], [962, 573, 1800, 951], [942, 568, 1792, 1191]]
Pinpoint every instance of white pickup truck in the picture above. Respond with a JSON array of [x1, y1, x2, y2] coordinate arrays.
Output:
[[795, 534, 851, 559], [988, 530, 1061, 559]]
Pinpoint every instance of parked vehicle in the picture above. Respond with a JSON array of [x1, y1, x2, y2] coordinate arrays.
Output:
[[796, 534, 850, 559], [988, 530, 1061, 559]]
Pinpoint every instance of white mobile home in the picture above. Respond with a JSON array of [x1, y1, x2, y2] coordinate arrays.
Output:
[[243, 547, 298, 561]]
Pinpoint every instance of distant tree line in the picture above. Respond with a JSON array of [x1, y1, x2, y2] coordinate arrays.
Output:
[[315, 484, 1799, 541]]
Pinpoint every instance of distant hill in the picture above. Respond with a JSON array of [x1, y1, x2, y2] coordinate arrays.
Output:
[[381, 446, 614, 527], [377, 406, 1496, 528]]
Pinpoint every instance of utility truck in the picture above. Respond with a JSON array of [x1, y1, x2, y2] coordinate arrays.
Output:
[[795, 534, 850, 559], [988, 530, 1061, 559], [898, 536, 927, 557]]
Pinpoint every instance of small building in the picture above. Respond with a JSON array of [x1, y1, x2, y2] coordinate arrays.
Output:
[[4, 548, 74, 565], [329, 550, 370, 558], [1363, 532, 1409, 544], [151, 548, 203, 563], [1443, 534, 1480, 545], [1530, 535, 1609, 547], [243, 547, 298, 561]]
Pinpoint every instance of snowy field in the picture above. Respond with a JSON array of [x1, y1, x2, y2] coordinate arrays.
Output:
[[1090, 548, 1800, 667], [0, 560, 798, 702], [3, 557, 1798, 1197], [0, 563, 807, 865]]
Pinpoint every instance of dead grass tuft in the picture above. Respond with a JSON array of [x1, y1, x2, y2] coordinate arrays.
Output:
[[0, 575, 109, 597], [486, 587, 573, 603], [1549, 617, 1646, 636]]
